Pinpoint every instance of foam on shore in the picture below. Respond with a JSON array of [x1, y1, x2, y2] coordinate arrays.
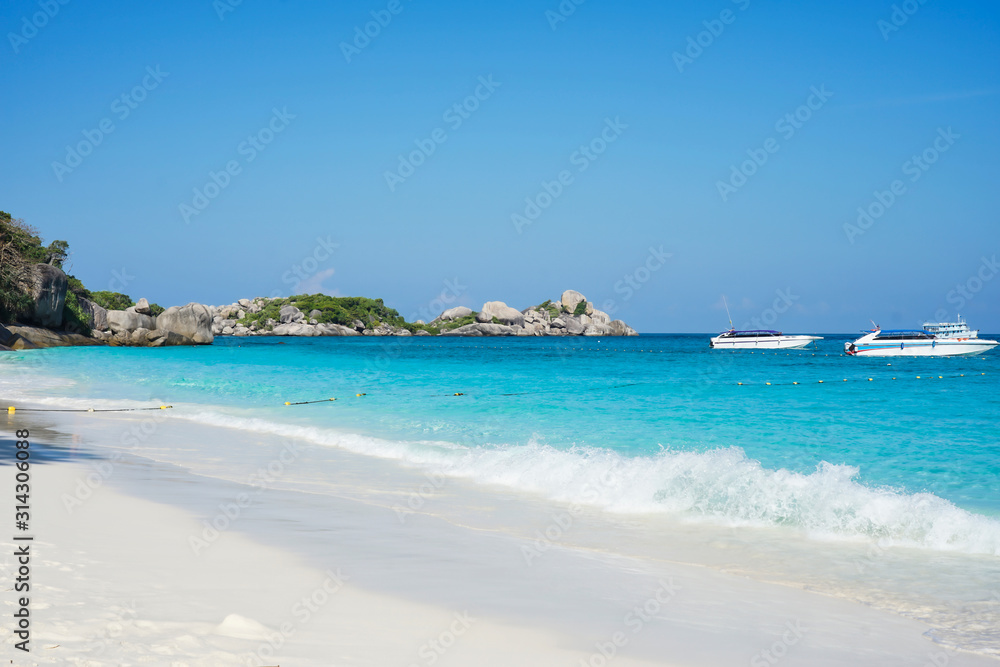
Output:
[[3, 417, 998, 665]]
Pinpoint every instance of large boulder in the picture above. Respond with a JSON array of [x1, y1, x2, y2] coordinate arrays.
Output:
[[475, 301, 524, 326], [0, 323, 37, 350], [78, 298, 108, 331], [440, 322, 516, 336], [107, 309, 156, 334], [146, 329, 196, 347], [436, 306, 473, 322], [559, 316, 585, 335], [522, 309, 548, 325], [279, 305, 304, 324], [584, 323, 613, 336], [590, 309, 611, 325], [609, 320, 638, 336], [134, 298, 152, 315], [560, 290, 586, 314], [130, 327, 152, 345], [28, 264, 68, 328], [156, 303, 214, 343], [2, 324, 100, 348], [271, 322, 321, 336], [316, 323, 361, 336]]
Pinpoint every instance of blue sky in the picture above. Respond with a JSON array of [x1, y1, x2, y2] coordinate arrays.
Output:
[[2, 0, 998, 332]]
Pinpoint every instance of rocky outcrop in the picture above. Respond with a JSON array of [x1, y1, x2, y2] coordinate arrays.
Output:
[[0, 323, 36, 350], [475, 301, 524, 327], [78, 298, 108, 331], [156, 303, 214, 344], [609, 319, 637, 336], [436, 306, 472, 322], [434, 290, 637, 337], [440, 322, 516, 336], [318, 323, 361, 336], [279, 305, 304, 324], [107, 309, 156, 334], [28, 264, 68, 328], [2, 323, 102, 349], [560, 289, 586, 314], [271, 322, 322, 336], [76, 300, 214, 347]]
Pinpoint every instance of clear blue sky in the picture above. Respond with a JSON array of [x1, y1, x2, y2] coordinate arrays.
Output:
[[2, 0, 998, 332]]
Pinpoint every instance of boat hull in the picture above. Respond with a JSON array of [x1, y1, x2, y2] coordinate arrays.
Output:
[[710, 335, 821, 350], [845, 338, 998, 357]]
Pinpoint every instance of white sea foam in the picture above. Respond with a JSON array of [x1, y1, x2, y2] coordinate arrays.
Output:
[[7, 383, 998, 557], [168, 407, 1000, 556]]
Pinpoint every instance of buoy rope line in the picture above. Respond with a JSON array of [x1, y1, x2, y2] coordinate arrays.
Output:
[[7, 405, 172, 414], [737, 372, 987, 386], [5, 373, 987, 413]]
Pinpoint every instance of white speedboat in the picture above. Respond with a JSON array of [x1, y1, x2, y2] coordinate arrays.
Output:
[[845, 325, 998, 357], [710, 296, 822, 349], [711, 329, 822, 349]]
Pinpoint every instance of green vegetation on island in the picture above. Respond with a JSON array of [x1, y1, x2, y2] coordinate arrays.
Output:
[[238, 295, 407, 329], [234, 295, 479, 335]]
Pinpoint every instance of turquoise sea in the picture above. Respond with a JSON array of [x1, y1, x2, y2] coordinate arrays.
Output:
[[5, 333, 999, 547], [6, 333, 1000, 656]]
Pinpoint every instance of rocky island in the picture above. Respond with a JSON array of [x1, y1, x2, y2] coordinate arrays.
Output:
[[0, 213, 636, 349], [204, 289, 636, 339]]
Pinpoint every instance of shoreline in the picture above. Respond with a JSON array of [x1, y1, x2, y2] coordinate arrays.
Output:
[[3, 406, 999, 664]]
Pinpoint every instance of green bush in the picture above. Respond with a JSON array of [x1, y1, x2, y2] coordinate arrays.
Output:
[[62, 291, 92, 336], [573, 301, 588, 316], [439, 314, 477, 330], [237, 294, 409, 330], [148, 303, 165, 317], [90, 291, 135, 311], [536, 300, 561, 319]]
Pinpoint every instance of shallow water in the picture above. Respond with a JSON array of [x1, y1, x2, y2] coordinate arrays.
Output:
[[4, 333, 1000, 655]]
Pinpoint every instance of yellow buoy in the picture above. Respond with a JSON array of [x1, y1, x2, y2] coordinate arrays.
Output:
[[7, 406, 14, 414]]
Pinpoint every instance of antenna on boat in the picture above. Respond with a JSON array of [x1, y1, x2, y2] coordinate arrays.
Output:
[[723, 295, 734, 330]]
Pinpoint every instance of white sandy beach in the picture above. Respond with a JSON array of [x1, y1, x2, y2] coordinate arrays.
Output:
[[2, 410, 998, 666]]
